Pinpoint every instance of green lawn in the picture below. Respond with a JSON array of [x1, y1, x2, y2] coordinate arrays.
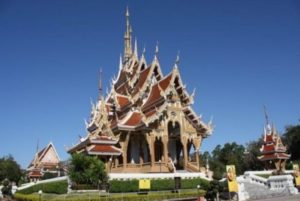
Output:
[[15, 189, 205, 201]]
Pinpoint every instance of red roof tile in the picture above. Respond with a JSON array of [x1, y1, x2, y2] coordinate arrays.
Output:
[[117, 95, 130, 108], [142, 73, 173, 111], [132, 67, 151, 95], [123, 112, 142, 126]]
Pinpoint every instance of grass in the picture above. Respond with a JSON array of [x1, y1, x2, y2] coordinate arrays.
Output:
[[14, 189, 206, 201]]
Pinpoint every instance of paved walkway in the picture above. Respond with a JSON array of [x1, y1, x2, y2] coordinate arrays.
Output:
[[252, 194, 300, 201]]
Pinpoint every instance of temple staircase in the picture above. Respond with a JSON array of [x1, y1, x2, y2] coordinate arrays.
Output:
[[240, 180, 290, 200]]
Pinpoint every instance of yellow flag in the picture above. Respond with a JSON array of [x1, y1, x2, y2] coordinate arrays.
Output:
[[226, 165, 238, 192], [293, 164, 300, 186]]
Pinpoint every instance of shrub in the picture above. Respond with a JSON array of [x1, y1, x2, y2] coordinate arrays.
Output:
[[109, 177, 209, 193], [151, 179, 174, 191], [69, 153, 107, 186], [17, 180, 68, 194], [109, 179, 139, 193], [181, 178, 210, 190]]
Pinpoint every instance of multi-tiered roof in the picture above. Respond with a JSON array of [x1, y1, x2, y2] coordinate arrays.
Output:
[[68, 8, 212, 162], [258, 124, 290, 162]]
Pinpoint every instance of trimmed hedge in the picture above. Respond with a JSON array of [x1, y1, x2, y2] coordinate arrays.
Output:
[[110, 179, 139, 193], [15, 190, 206, 201], [109, 177, 210, 193], [17, 180, 68, 194], [181, 178, 210, 190]]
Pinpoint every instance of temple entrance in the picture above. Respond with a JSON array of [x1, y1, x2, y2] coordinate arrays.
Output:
[[154, 138, 163, 162], [168, 121, 183, 170], [127, 133, 150, 164]]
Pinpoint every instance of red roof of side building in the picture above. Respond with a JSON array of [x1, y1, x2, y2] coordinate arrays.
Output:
[[87, 144, 122, 156], [28, 169, 42, 178]]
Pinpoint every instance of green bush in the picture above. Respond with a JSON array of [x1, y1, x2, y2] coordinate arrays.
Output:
[[109, 177, 209, 193], [181, 178, 210, 190], [109, 179, 139, 193], [17, 180, 68, 194]]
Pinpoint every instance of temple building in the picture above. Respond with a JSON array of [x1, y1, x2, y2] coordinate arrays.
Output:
[[27, 142, 61, 182], [258, 110, 290, 174], [68, 8, 213, 173]]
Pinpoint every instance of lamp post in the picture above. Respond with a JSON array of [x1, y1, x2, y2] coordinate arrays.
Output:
[[109, 157, 113, 173], [197, 184, 201, 199], [159, 160, 161, 173], [38, 190, 42, 201]]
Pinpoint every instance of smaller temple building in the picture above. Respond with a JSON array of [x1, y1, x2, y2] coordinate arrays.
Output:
[[27, 142, 61, 182], [258, 112, 290, 174]]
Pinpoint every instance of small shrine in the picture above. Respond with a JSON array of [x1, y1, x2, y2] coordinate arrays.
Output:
[[258, 110, 290, 174]]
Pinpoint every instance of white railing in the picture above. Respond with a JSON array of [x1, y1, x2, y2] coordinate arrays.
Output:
[[109, 172, 208, 180], [17, 176, 67, 191]]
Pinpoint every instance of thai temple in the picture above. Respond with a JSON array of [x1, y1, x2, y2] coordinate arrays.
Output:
[[68, 8, 213, 174], [27, 142, 61, 182], [258, 109, 290, 174]]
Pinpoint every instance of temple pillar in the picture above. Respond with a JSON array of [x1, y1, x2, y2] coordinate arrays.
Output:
[[122, 153, 127, 170], [193, 137, 202, 169], [120, 132, 130, 170], [182, 137, 188, 169], [195, 149, 200, 170], [146, 135, 155, 167], [162, 136, 168, 163]]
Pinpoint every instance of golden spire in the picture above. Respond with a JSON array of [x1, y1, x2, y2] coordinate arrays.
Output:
[[124, 7, 132, 60]]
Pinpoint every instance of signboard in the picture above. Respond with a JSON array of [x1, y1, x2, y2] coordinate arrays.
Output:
[[139, 179, 151, 190], [293, 164, 300, 186], [226, 165, 238, 192]]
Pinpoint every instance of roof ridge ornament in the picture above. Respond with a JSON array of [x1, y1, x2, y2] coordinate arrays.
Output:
[[134, 38, 138, 58], [175, 51, 180, 68], [154, 41, 159, 61], [98, 68, 103, 100], [119, 54, 123, 70]]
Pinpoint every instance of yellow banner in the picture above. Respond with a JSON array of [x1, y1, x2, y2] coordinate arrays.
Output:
[[226, 165, 238, 192], [293, 164, 300, 186], [139, 179, 151, 190]]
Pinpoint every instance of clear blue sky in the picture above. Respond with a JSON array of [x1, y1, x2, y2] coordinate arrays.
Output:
[[1, 1, 299, 168]]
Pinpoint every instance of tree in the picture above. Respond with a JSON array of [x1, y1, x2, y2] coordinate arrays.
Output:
[[209, 143, 246, 177], [282, 124, 300, 162], [0, 155, 22, 184], [68, 153, 108, 187], [244, 139, 264, 170]]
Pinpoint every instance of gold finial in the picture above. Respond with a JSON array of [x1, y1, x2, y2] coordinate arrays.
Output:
[[124, 7, 132, 60]]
